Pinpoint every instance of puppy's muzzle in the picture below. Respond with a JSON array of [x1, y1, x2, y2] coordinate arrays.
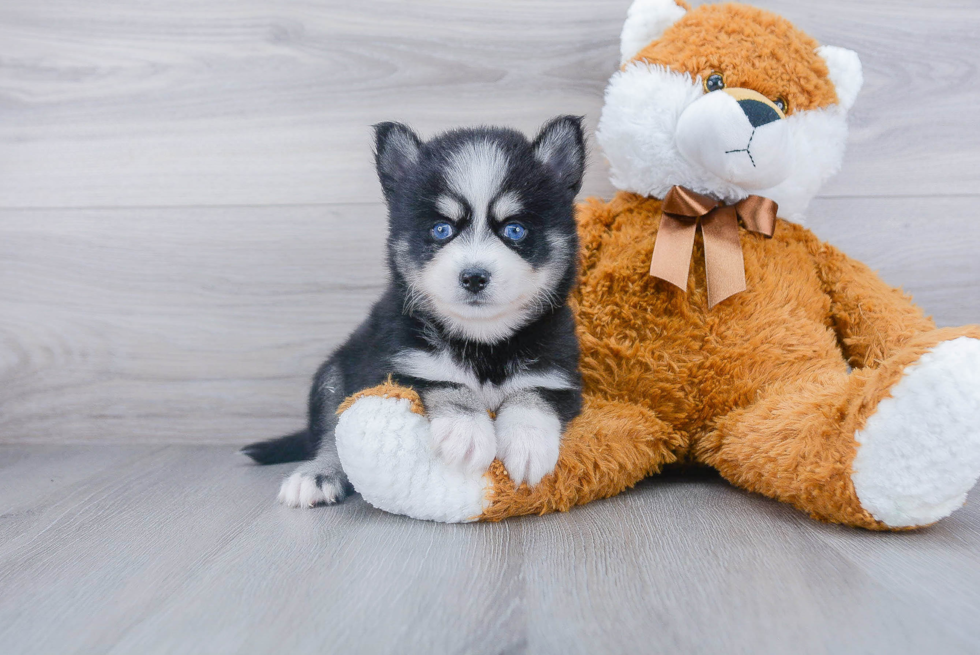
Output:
[[460, 268, 490, 294]]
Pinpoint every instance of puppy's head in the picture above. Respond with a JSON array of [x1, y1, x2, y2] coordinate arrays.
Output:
[[598, 1, 863, 221], [375, 117, 585, 344]]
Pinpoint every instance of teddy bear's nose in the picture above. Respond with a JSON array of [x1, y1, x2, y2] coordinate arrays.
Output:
[[721, 87, 785, 128], [738, 98, 782, 128]]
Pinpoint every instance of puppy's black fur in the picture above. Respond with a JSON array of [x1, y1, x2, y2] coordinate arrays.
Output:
[[242, 117, 586, 505]]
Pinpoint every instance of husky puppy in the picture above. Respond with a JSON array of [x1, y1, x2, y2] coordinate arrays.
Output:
[[242, 117, 586, 507]]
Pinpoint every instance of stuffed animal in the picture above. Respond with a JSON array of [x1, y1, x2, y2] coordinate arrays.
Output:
[[333, 0, 980, 529]]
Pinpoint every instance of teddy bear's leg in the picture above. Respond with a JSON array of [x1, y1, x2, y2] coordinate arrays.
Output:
[[699, 329, 980, 530], [480, 394, 685, 520], [334, 382, 492, 523], [335, 382, 685, 522]]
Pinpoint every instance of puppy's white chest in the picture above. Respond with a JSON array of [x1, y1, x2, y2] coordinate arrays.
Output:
[[392, 349, 572, 411]]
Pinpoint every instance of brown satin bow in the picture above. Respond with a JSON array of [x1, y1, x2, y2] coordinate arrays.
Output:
[[649, 185, 778, 308]]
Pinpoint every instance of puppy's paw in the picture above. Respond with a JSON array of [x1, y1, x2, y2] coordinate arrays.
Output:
[[430, 412, 497, 475], [278, 470, 347, 508], [495, 405, 561, 487]]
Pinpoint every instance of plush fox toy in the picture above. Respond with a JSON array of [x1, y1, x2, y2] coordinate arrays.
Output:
[[333, 0, 980, 528]]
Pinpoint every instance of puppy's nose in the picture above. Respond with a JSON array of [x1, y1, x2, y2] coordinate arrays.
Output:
[[459, 268, 490, 294], [738, 98, 781, 128]]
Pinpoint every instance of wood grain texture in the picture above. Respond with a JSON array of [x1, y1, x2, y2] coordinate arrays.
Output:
[[1, 2, 978, 653], [806, 196, 980, 328], [1, 0, 979, 208], [0, 204, 386, 443], [1, 0, 978, 447], [0, 446, 977, 654]]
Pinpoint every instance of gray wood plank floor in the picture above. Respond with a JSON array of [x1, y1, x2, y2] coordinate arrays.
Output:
[[1, 445, 979, 655], [2, 0, 980, 652]]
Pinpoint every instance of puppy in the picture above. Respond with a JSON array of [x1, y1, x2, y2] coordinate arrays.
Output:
[[242, 117, 585, 507]]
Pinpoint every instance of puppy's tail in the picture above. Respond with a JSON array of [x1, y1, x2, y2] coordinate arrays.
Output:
[[240, 430, 317, 464]]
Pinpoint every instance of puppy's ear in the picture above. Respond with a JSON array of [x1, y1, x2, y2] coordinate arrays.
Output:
[[532, 116, 586, 195], [374, 122, 422, 199]]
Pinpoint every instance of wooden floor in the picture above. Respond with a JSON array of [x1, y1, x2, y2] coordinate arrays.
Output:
[[2, 0, 980, 652], [1, 445, 979, 654]]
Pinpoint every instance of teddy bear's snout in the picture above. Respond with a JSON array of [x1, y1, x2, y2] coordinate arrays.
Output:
[[675, 86, 794, 192]]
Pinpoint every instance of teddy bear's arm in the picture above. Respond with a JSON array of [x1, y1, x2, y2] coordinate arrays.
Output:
[[811, 240, 935, 368], [575, 198, 620, 276]]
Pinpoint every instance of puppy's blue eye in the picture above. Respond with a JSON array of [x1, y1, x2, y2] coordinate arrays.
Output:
[[431, 222, 454, 241], [501, 223, 527, 242]]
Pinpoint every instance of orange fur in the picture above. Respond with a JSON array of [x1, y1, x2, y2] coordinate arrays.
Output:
[[339, 3, 979, 529], [336, 379, 426, 416], [632, 3, 838, 113], [485, 193, 980, 528], [483, 395, 685, 520], [342, 194, 979, 529]]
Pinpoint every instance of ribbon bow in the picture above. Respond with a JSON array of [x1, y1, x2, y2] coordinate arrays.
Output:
[[649, 185, 778, 308]]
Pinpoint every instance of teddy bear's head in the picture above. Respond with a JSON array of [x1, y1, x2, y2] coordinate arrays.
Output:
[[596, 0, 863, 221]]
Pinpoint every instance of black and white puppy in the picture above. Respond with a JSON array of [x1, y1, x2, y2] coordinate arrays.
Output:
[[242, 117, 585, 508]]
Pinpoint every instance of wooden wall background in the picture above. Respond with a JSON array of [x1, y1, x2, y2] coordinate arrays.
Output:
[[1, 0, 978, 445]]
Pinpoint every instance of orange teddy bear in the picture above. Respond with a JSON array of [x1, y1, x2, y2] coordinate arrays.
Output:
[[333, 1, 980, 529]]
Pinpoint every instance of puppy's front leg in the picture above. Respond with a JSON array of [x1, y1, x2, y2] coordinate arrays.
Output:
[[423, 385, 497, 475], [495, 391, 564, 487]]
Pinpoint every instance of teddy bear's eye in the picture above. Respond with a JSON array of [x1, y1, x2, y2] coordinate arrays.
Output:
[[773, 97, 787, 113], [704, 73, 725, 93]]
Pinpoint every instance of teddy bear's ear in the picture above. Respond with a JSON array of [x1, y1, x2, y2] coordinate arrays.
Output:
[[816, 45, 864, 112], [619, 0, 688, 65]]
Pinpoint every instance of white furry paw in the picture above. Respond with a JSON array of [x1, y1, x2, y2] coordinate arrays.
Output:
[[278, 471, 345, 508], [430, 412, 497, 475], [852, 337, 980, 527], [495, 404, 562, 487], [335, 395, 489, 522]]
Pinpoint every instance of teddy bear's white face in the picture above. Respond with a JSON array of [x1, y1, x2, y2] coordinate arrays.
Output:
[[596, 0, 863, 223], [675, 84, 794, 191]]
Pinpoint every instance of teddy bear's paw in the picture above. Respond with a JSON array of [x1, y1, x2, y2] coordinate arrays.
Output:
[[335, 394, 490, 522], [495, 404, 562, 487], [277, 470, 346, 508], [430, 412, 497, 475], [852, 337, 980, 528]]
